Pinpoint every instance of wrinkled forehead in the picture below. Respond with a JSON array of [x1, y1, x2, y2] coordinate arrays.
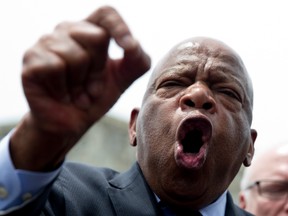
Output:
[[143, 38, 254, 120], [152, 37, 248, 80], [147, 37, 253, 100]]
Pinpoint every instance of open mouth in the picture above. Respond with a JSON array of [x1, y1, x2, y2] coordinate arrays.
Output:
[[175, 116, 212, 169], [181, 129, 203, 154], [177, 117, 212, 154]]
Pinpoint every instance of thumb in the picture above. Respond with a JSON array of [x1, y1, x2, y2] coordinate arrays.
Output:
[[118, 37, 151, 90]]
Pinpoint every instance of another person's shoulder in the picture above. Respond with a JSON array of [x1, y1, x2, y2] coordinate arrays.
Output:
[[235, 205, 255, 216]]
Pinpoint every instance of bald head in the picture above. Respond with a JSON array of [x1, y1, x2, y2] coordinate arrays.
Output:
[[146, 36, 254, 123]]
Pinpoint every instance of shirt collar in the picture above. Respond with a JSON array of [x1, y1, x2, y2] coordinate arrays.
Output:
[[199, 190, 227, 216]]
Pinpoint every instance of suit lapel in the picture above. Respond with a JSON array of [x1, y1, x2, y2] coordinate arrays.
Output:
[[225, 192, 254, 216], [108, 164, 254, 216], [107, 163, 161, 216]]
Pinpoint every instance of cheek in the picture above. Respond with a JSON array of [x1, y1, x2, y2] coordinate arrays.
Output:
[[219, 110, 250, 146], [245, 194, 275, 214], [216, 97, 251, 143], [210, 111, 251, 174], [254, 199, 279, 215], [141, 97, 177, 140], [137, 99, 178, 164]]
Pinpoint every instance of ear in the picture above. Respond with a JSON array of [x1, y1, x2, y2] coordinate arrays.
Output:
[[243, 129, 257, 167], [129, 108, 139, 147], [238, 192, 247, 209]]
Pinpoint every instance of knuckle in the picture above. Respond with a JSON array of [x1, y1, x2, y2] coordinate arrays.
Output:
[[96, 5, 117, 15], [96, 6, 121, 26], [38, 34, 55, 46], [22, 48, 65, 77], [55, 21, 73, 31], [23, 48, 38, 65]]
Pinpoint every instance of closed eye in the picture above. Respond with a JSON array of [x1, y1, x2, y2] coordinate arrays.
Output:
[[159, 80, 186, 88], [155, 79, 188, 98], [218, 89, 241, 102]]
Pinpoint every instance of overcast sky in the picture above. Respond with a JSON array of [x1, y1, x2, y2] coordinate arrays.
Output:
[[0, 0, 287, 153]]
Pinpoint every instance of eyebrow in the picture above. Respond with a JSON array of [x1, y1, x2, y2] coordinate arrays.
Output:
[[159, 61, 244, 84], [157, 63, 198, 78]]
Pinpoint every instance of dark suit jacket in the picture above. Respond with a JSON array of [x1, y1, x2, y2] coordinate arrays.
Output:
[[5, 162, 253, 216]]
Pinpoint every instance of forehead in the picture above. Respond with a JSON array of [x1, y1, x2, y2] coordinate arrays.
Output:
[[153, 39, 247, 80], [145, 38, 254, 119], [251, 149, 288, 180]]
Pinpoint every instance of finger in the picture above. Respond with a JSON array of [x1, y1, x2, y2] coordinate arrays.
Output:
[[86, 6, 134, 49], [57, 21, 111, 107], [66, 20, 110, 73], [40, 27, 90, 87], [86, 6, 151, 89], [23, 43, 93, 110], [120, 39, 151, 86], [22, 45, 69, 103], [41, 25, 105, 109]]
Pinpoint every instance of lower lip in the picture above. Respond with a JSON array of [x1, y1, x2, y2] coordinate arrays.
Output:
[[175, 143, 207, 169]]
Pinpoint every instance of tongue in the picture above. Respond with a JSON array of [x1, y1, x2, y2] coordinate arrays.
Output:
[[175, 141, 207, 170]]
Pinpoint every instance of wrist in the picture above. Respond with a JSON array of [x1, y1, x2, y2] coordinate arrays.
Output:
[[10, 114, 77, 171]]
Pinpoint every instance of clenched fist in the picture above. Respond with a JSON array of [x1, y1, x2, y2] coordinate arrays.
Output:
[[10, 6, 151, 171]]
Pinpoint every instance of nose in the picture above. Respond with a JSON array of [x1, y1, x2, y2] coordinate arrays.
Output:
[[179, 82, 216, 113]]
